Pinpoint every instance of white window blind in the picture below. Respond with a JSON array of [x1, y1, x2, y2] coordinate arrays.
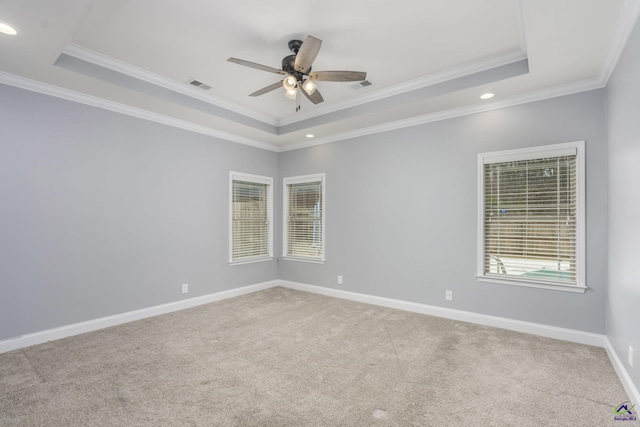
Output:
[[229, 172, 273, 263], [283, 174, 325, 261], [478, 142, 585, 291]]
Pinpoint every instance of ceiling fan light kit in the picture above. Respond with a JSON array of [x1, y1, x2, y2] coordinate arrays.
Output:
[[302, 80, 317, 96], [227, 35, 367, 111], [284, 88, 297, 100], [282, 75, 297, 91]]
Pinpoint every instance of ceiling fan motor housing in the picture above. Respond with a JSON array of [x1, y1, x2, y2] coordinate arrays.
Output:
[[282, 53, 308, 81]]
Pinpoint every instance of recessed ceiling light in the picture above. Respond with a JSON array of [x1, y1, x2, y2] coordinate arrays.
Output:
[[480, 93, 494, 100], [0, 22, 18, 36], [306, 134, 315, 139]]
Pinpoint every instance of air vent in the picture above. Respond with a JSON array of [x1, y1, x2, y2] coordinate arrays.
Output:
[[187, 79, 212, 90], [350, 80, 372, 90]]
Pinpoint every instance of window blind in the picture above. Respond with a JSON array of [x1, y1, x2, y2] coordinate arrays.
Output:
[[483, 154, 577, 284], [285, 178, 323, 259], [231, 179, 270, 261]]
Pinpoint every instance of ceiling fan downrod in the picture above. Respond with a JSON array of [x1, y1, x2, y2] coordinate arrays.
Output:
[[288, 39, 303, 54]]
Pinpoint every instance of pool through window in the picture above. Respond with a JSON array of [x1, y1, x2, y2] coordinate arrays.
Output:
[[477, 142, 585, 292]]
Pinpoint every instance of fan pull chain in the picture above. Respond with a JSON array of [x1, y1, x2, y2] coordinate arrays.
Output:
[[296, 85, 301, 112]]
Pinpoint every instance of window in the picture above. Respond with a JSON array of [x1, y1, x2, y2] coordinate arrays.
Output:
[[229, 172, 273, 264], [477, 141, 585, 292], [283, 173, 325, 262]]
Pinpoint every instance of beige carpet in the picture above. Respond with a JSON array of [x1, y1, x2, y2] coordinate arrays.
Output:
[[0, 287, 631, 426]]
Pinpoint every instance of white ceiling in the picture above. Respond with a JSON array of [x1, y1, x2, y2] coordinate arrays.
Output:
[[0, 0, 638, 151]]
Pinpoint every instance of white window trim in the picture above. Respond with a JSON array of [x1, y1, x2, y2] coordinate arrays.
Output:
[[229, 171, 273, 265], [283, 173, 326, 263], [476, 141, 586, 293]]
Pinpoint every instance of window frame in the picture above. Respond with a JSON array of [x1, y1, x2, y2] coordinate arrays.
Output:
[[282, 173, 326, 264], [476, 141, 586, 293], [228, 171, 274, 265]]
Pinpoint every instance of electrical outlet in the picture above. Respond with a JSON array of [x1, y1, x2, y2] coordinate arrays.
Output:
[[182, 283, 188, 294], [445, 290, 453, 301], [337, 275, 343, 285], [629, 346, 634, 367]]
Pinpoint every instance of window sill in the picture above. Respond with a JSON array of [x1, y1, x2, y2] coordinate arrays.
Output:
[[282, 256, 325, 264], [229, 256, 274, 266], [477, 275, 587, 293]]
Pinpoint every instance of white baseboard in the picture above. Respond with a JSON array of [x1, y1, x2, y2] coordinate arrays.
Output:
[[278, 280, 605, 347], [278, 280, 640, 403], [605, 337, 640, 406], [0, 280, 277, 354], [3, 278, 636, 406]]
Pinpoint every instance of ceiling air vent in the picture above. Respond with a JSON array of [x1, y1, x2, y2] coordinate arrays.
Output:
[[187, 79, 212, 90], [350, 80, 372, 90]]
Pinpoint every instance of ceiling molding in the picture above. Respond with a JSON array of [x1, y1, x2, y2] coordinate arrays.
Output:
[[277, 58, 529, 136], [62, 44, 279, 127], [2, 1, 632, 154], [63, 44, 528, 132], [0, 69, 604, 154], [0, 71, 279, 152], [277, 77, 604, 152], [276, 48, 528, 127], [599, 0, 640, 86]]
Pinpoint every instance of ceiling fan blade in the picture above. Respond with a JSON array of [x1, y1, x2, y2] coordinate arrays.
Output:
[[227, 57, 287, 75], [309, 71, 367, 82], [302, 87, 324, 105], [294, 35, 322, 73], [249, 81, 283, 97]]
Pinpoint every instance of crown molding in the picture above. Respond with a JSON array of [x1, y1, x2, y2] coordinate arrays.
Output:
[[277, 48, 528, 127], [599, 0, 640, 86], [4, 1, 632, 153], [278, 77, 604, 152], [64, 43, 528, 131], [62, 44, 279, 127], [0, 71, 279, 152], [1, 69, 603, 154]]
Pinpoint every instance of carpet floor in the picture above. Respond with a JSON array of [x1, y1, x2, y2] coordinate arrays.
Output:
[[0, 287, 631, 426]]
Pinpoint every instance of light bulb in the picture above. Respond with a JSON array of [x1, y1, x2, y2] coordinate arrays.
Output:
[[284, 88, 297, 99], [282, 75, 297, 91], [302, 80, 317, 96]]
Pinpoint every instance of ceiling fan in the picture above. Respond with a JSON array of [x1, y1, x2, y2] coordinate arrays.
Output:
[[227, 35, 367, 111]]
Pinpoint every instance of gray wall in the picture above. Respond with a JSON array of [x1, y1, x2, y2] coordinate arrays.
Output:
[[0, 84, 279, 341], [279, 90, 608, 333], [606, 19, 640, 394], [0, 74, 614, 342]]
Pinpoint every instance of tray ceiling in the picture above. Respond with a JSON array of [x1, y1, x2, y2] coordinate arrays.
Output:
[[0, 0, 637, 150]]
